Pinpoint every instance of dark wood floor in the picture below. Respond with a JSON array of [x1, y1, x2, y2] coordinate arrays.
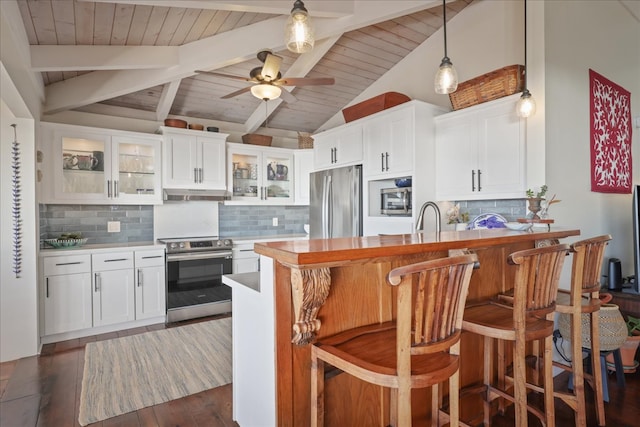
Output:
[[1, 315, 638, 427]]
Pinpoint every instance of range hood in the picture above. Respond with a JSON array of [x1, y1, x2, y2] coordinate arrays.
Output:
[[163, 189, 230, 202]]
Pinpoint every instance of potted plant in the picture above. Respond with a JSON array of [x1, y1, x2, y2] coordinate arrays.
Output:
[[446, 204, 470, 230], [606, 314, 640, 373], [526, 185, 548, 219]]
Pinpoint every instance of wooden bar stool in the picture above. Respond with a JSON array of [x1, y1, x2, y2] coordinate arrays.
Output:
[[462, 244, 570, 427], [553, 234, 612, 426], [310, 254, 478, 427]]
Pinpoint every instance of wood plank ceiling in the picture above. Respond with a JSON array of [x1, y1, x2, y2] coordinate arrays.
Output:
[[18, 0, 473, 134]]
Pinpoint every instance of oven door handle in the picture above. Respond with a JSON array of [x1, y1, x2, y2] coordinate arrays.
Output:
[[166, 251, 232, 262]]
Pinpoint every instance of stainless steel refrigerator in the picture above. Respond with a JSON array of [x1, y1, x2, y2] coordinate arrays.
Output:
[[309, 165, 362, 239]]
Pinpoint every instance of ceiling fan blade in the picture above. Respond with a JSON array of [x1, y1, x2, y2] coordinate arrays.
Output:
[[221, 86, 253, 99], [276, 77, 335, 86], [278, 88, 297, 104], [195, 70, 252, 82], [261, 53, 282, 82]]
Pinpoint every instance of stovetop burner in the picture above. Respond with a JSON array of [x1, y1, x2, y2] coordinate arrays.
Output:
[[157, 236, 233, 253]]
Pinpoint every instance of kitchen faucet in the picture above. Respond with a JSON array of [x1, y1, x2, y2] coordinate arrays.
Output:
[[416, 201, 441, 233]]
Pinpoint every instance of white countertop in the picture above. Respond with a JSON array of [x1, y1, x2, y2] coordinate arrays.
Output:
[[230, 234, 308, 243], [222, 272, 260, 292], [39, 241, 164, 256]]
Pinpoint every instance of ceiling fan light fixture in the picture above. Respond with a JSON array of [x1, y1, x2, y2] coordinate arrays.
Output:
[[285, 0, 314, 54], [434, 0, 458, 94], [251, 84, 282, 101]]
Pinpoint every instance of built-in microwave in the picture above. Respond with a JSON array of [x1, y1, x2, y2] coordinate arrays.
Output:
[[380, 187, 411, 216]]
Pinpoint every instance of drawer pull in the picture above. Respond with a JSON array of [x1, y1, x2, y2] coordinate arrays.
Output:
[[239, 249, 254, 252], [104, 258, 129, 262], [142, 255, 163, 259], [55, 261, 83, 266]]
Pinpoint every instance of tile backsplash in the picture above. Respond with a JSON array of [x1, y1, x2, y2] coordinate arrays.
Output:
[[457, 199, 527, 222], [219, 205, 309, 238]]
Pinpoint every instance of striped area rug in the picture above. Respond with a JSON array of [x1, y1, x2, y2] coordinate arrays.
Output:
[[79, 317, 232, 426]]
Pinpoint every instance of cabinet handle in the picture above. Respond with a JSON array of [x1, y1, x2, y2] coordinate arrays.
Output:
[[137, 269, 142, 287], [104, 258, 128, 262], [95, 273, 100, 292], [334, 147, 338, 164], [477, 169, 482, 192], [471, 170, 476, 192], [46, 277, 49, 298], [55, 261, 82, 266], [380, 153, 384, 172], [107, 180, 112, 198], [239, 249, 254, 252], [199, 168, 203, 183], [194, 168, 198, 183], [114, 180, 119, 197], [142, 255, 163, 259], [385, 152, 389, 171]]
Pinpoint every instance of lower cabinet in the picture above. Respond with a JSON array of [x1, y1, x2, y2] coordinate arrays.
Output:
[[40, 247, 166, 340], [92, 252, 136, 327], [232, 242, 260, 273], [42, 254, 93, 336]]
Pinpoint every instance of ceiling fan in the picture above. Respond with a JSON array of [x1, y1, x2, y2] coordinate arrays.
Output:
[[196, 50, 335, 103]]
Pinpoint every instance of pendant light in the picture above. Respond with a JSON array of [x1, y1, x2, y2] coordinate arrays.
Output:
[[516, 0, 536, 117], [285, 0, 314, 54], [434, 0, 458, 94]]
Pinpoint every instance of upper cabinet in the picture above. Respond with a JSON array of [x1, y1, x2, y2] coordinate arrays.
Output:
[[227, 143, 294, 205], [313, 124, 363, 170], [160, 127, 227, 190], [293, 149, 313, 205], [435, 94, 526, 201], [40, 123, 162, 205], [362, 108, 414, 178]]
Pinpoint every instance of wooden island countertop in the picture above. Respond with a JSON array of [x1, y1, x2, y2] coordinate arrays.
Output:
[[239, 228, 580, 427]]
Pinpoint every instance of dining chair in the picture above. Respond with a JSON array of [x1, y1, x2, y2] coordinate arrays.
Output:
[[310, 254, 478, 427], [461, 244, 570, 427]]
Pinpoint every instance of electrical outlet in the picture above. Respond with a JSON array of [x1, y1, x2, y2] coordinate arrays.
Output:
[[107, 221, 120, 232], [272, 217, 278, 227]]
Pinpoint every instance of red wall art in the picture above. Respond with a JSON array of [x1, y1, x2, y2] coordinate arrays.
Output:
[[590, 69, 633, 193]]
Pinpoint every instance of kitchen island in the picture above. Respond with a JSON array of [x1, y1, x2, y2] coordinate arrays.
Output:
[[238, 228, 580, 426]]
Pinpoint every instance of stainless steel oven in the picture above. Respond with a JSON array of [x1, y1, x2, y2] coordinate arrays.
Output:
[[158, 237, 233, 322]]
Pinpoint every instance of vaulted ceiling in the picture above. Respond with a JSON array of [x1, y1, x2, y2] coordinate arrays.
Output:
[[17, 0, 473, 134]]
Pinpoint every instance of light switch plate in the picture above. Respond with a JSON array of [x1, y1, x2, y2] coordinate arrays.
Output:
[[272, 217, 278, 227], [107, 221, 121, 232]]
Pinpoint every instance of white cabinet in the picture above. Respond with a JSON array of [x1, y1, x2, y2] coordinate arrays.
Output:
[[134, 249, 166, 320], [435, 94, 526, 201], [294, 149, 313, 205], [41, 254, 93, 336], [92, 252, 135, 327], [161, 127, 228, 190], [232, 242, 260, 274], [312, 123, 363, 170], [363, 109, 413, 178], [40, 123, 162, 205], [227, 143, 294, 205]]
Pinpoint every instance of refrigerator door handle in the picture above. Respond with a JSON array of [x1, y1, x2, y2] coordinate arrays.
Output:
[[326, 174, 333, 238], [321, 174, 329, 238]]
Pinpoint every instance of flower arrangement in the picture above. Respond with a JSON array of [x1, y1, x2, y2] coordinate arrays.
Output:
[[525, 185, 560, 219], [446, 204, 469, 224], [526, 185, 548, 199]]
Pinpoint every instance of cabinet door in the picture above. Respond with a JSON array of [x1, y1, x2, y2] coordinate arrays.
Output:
[[53, 129, 112, 202], [294, 150, 313, 205], [198, 137, 227, 190], [233, 257, 260, 274], [163, 133, 198, 187], [93, 269, 135, 326], [264, 150, 293, 204], [135, 265, 166, 319], [435, 114, 478, 200], [476, 103, 526, 197], [229, 145, 261, 201], [112, 135, 162, 203], [363, 111, 413, 177], [313, 137, 335, 170], [43, 273, 93, 335], [313, 124, 363, 170]]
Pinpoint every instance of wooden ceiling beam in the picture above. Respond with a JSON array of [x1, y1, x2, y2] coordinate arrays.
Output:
[[156, 80, 182, 121], [31, 46, 179, 71]]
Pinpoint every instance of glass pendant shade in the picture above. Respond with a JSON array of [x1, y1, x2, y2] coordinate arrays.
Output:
[[434, 57, 458, 94], [285, 1, 314, 53], [251, 84, 282, 101], [516, 89, 536, 118]]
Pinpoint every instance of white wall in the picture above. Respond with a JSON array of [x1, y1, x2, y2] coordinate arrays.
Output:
[[544, 1, 640, 281]]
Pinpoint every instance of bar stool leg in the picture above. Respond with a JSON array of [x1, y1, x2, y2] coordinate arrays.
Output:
[[513, 332, 528, 426], [484, 336, 493, 426], [543, 334, 556, 427], [590, 310, 606, 426], [570, 310, 587, 427]]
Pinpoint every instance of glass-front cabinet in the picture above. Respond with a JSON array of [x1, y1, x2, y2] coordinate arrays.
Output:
[[226, 143, 294, 205], [41, 123, 162, 204]]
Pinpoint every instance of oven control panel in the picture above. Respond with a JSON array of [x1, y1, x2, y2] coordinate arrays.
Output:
[[163, 238, 233, 253]]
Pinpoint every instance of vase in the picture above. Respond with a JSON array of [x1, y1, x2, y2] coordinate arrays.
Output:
[[455, 223, 468, 231], [527, 197, 544, 220], [606, 334, 640, 373]]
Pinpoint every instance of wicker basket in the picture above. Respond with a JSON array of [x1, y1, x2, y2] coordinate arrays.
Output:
[[242, 133, 272, 146], [558, 303, 628, 351], [342, 92, 411, 123], [449, 64, 525, 110], [297, 132, 314, 149]]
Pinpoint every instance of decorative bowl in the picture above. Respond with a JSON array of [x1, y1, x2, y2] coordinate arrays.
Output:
[[164, 119, 187, 128], [206, 126, 219, 132], [188, 123, 204, 130], [504, 222, 532, 231], [44, 238, 88, 248], [394, 178, 412, 188]]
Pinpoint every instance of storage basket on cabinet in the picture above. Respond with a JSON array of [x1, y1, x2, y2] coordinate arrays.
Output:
[[449, 64, 525, 110], [242, 134, 272, 146]]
